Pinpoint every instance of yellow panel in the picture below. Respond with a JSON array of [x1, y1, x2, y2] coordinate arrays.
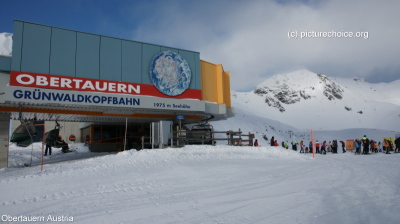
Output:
[[200, 60, 231, 106], [200, 60, 217, 103], [215, 64, 224, 104], [223, 71, 231, 108]]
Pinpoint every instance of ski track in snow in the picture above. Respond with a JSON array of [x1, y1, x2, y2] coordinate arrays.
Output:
[[1, 144, 400, 224]]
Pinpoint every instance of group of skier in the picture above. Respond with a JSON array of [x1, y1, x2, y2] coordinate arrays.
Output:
[[297, 140, 345, 154], [262, 135, 400, 155], [355, 135, 399, 154]]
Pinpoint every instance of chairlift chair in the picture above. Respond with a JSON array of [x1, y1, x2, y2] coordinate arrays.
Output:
[[10, 120, 37, 147]]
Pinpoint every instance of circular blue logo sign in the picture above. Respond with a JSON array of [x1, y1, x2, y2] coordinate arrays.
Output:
[[150, 50, 191, 96]]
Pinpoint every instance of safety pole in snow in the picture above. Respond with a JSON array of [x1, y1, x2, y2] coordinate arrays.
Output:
[[41, 125, 45, 171], [310, 129, 315, 158], [124, 117, 128, 151]]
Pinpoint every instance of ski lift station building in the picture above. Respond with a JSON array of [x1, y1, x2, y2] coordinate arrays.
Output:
[[0, 20, 234, 169]]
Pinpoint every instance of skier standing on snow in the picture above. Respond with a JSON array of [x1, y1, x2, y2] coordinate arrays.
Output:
[[370, 140, 376, 153], [355, 138, 361, 155], [395, 137, 400, 153], [374, 141, 379, 153], [321, 141, 327, 154], [300, 141, 304, 153], [383, 139, 388, 153], [332, 140, 338, 153], [386, 139, 393, 154], [315, 141, 320, 154], [44, 140, 52, 156], [340, 140, 346, 153], [254, 139, 259, 147], [362, 135, 370, 154], [328, 141, 332, 152], [270, 136, 275, 147]]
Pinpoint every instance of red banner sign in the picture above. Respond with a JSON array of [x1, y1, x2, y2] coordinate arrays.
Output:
[[10, 71, 201, 100]]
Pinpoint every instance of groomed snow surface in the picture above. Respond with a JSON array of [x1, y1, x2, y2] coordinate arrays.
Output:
[[1, 143, 400, 224]]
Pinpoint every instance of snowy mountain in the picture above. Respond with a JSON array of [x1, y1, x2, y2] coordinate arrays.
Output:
[[212, 93, 398, 150], [254, 71, 344, 112], [0, 32, 12, 56], [231, 70, 400, 132]]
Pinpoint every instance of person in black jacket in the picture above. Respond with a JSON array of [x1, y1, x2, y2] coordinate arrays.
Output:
[[362, 135, 370, 154], [395, 137, 400, 153], [332, 140, 338, 153], [270, 136, 275, 147], [44, 141, 52, 156]]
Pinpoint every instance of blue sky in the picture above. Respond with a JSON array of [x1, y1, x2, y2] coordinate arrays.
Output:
[[2, 0, 399, 91]]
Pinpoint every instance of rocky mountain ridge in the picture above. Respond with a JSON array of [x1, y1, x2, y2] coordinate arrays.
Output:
[[253, 72, 344, 112], [231, 70, 400, 131]]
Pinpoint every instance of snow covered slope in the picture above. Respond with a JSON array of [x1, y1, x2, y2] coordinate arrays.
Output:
[[0, 32, 12, 56], [233, 70, 400, 131], [212, 95, 398, 148], [2, 143, 400, 224]]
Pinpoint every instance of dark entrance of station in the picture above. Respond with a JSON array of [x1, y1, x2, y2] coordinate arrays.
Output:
[[81, 123, 152, 152]]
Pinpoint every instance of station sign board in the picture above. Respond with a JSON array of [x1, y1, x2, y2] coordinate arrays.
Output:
[[9, 71, 201, 100], [5, 85, 205, 112]]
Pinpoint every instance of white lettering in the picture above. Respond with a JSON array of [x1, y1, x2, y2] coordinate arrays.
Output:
[[36, 76, 48, 86], [13, 73, 144, 96], [108, 83, 116, 92], [1, 215, 46, 222], [72, 79, 83, 88], [49, 77, 60, 87], [81, 80, 95, 90], [95, 81, 108, 91], [118, 83, 127, 92], [16, 74, 34, 85], [60, 78, 72, 88], [128, 85, 140, 94]]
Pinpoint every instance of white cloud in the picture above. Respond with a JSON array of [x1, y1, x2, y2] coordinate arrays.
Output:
[[130, 0, 400, 91]]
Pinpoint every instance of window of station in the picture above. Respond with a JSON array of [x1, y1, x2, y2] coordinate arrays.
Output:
[[91, 124, 150, 144]]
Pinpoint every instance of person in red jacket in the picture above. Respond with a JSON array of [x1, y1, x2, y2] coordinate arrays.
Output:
[[300, 141, 304, 153], [254, 139, 259, 147], [370, 140, 375, 153], [340, 140, 346, 153]]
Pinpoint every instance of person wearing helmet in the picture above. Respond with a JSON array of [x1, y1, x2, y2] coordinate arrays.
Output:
[[362, 135, 370, 154]]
